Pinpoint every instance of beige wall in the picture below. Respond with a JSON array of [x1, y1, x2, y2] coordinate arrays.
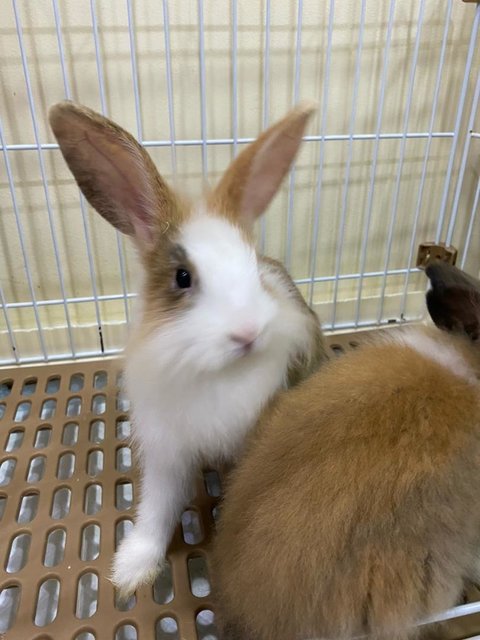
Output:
[[0, 0, 479, 361]]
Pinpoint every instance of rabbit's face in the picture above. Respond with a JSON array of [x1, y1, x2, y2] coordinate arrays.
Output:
[[141, 211, 278, 372], [49, 100, 316, 371]]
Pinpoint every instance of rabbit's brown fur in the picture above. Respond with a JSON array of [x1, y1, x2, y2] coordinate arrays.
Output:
[[211, 330, 480, 640]]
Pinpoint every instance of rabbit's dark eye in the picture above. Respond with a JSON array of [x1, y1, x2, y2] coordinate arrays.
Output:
[[175, 268, 191, 289]]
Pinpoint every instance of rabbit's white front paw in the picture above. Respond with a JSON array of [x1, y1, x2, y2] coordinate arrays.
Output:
[[111, 529, 163, 597]]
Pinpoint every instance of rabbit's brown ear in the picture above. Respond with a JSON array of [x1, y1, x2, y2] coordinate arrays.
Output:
[[210, 102, 316, 229], [49, 101, 178, 247], [426, 262, 480, 340]]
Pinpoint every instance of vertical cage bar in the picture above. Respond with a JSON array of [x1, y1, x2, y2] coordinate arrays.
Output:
[[435, 3, 480, 242], [77, 197, 104, 349], [330, 0, 366, 329], [0, 282, 19, 364], [52, 0, 71, 99], [126, 0, 143, 141], [197, 0, 208, 177], [54, 0, 104, 352], [162, 0, 177, 175], [260, 0, 271, 253], [285, 0, 303, 273], [354, 0, 396, 326], [90, 0, 130, 325], [114, 230, 131, 331], [262, 0, 271, 133], [377, 0, 426, 323], [460, 174, 480, 269], [231, 0, 239, 158], [12, 0, 76, 356], [0, 119, 47, 360], [90, 0, 107, 115], [399, 0, 452, 319], [445, 68, 480, 244], [308, 0, 335, 306]]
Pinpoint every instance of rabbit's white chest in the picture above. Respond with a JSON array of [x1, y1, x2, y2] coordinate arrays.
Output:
[[125, 344, 289, 461]]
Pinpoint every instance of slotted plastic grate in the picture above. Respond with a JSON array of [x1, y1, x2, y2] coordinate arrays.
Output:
[[1, 333, 480, 640], [0, 358, 219, 640]]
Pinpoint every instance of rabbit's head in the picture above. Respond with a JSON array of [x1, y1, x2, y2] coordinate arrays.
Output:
[[426, 261, 480, 341], [50, 102, 315, 373]]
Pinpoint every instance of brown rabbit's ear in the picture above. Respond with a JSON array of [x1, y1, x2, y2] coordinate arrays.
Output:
[[209, 102, 316, 228], [49, 101, 177, 247], [426, 262, 480, 340]]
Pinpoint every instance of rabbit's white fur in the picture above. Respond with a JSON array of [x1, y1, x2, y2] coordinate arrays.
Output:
[[392, 328, 477, 384], [113, 213, 318, 591]]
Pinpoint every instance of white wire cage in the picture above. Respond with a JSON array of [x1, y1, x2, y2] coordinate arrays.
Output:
[[2, 3, 480, 638], [0, 0, 479, 367]]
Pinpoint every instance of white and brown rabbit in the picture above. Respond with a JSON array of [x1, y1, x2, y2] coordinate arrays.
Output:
[[211, 261, 480, 640], [49, 101, 327, 595]]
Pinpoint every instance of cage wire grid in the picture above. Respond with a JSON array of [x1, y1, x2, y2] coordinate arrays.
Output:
[[0, 0, 479, 364], [1, 3, 480, 638]]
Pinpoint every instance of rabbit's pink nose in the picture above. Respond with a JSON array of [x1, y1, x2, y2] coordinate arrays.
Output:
[[230, 327, 259, 349]]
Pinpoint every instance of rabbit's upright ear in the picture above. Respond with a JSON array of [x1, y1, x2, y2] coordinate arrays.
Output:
[[210, 102, 316, 230], [426, 262, 480, 340], [49, 102, 178, 248]]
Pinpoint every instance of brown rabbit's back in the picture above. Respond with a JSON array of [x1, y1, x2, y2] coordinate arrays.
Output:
[[212, 339, 480, 640]]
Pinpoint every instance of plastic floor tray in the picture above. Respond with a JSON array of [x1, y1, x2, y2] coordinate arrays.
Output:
[[1, 331, 480, 640]]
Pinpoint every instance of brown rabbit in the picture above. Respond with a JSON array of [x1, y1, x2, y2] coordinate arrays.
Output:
[[211, 262, 480, 640]]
